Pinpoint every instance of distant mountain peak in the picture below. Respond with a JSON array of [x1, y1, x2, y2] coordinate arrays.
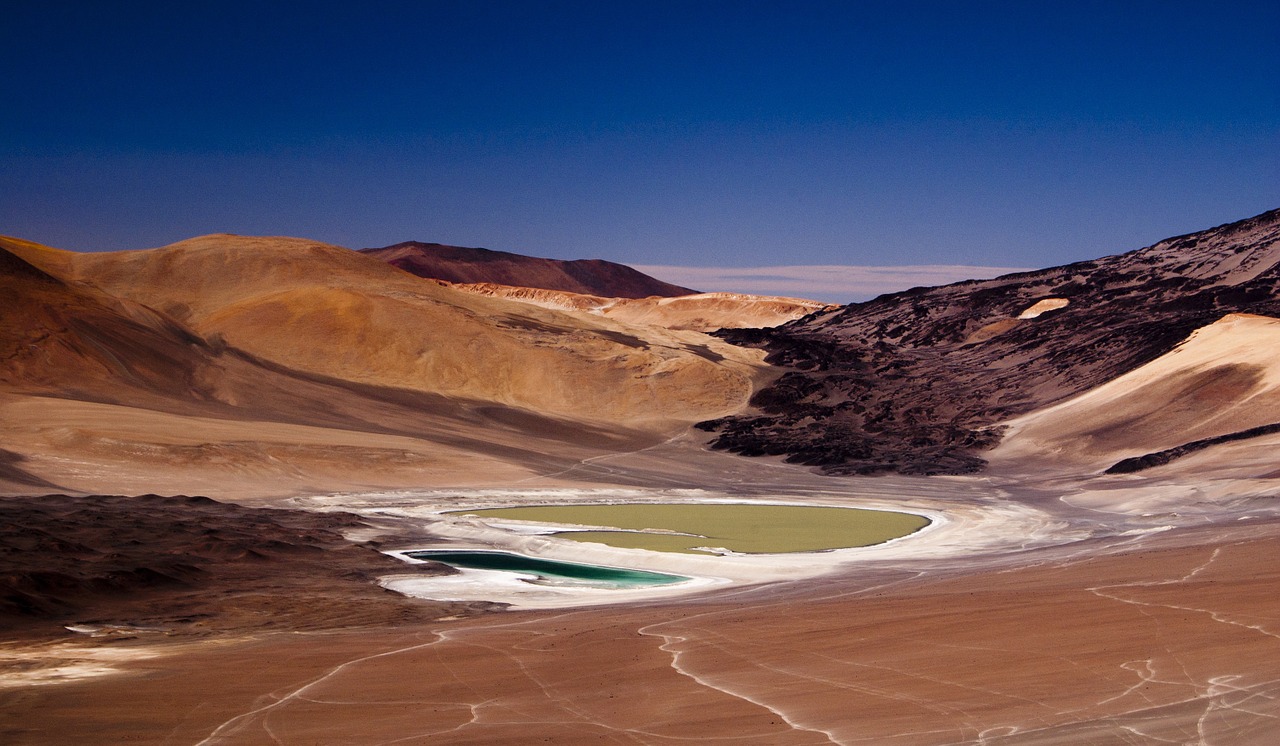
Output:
[[360, 241, 697, 299]]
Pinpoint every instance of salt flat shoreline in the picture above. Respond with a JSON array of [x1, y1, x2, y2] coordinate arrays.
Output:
[[292, 484, 1067, 610]]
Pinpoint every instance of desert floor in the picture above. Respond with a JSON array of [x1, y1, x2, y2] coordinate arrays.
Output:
[[3, 435, 1280, 745]]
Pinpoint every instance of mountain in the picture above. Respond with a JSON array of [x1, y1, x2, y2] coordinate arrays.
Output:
[[7, 234, 759, 425], [699, 208, 1280, 475], [9, 213, 1278, 490], [9, 218, 1280, 743], [361, 241, 697, 298], [0, 234, 767, 497]]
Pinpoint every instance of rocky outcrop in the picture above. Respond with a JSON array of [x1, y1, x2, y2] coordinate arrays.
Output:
[[1105, 422, 1280, 474]]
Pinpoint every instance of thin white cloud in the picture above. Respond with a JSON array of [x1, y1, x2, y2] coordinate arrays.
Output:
[[633, 264, 1034, 304]]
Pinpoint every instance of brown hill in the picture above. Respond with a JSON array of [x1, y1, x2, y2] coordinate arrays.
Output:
[[0, 234, 767, 497], [46, 235, 760, 425], [0, 239, 218, 405], [361, 241, 697, 298], [700, 207, 1280, 475], [0, 235, 544, 496]]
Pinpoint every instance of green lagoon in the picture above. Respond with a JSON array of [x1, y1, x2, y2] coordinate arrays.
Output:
[[404, 550, 687, 587], [446, 503, 929, 554]]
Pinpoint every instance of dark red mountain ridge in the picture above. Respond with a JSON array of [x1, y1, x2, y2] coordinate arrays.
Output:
[[360, 241, 697, 298]]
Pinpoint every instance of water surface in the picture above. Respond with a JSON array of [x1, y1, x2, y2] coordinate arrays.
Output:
[[405, 550, 688, 587], [446, 503, 929, 554]]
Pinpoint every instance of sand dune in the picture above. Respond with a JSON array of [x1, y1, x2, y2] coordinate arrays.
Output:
[[993, 313, 1280, 472]]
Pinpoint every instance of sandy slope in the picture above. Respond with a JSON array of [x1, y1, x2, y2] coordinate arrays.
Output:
[[0, 240, 217, 404], [0, 395, 542, 499], [992, 313, 1280, 471]]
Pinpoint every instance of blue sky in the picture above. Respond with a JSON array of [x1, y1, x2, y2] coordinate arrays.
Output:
[[2, 1, 1276, 298]]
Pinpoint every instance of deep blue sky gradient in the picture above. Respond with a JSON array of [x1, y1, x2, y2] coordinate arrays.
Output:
[[2, 0, 1276, 269]]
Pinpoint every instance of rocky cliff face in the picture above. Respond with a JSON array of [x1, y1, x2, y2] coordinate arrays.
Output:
[[361, 241, 697, 298], [698, 208, 1280, 475]]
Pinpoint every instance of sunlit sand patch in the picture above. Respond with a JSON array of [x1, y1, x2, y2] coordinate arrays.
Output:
[[1018, 297, 1069, 319], [0, 643, 167, 688]]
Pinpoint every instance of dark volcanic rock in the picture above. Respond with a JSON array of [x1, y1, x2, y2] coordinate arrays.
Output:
[[362, 241, 697, 298], [699, 208, 1280, 475], [1105, 422, 1280, 474], [0, 494, 472, 639]]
